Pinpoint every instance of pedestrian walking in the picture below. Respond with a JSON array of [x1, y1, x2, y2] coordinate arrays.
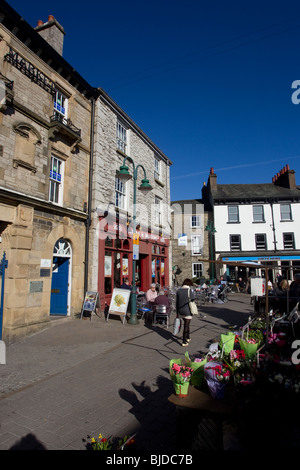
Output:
[[176, 278, 196, 347]]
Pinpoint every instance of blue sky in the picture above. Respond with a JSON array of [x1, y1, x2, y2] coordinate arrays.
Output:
[[6, 0, 300, 201]]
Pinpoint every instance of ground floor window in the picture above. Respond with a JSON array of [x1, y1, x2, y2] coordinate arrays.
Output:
[[192, 263, 203, 280], [104, 236, 130, 294]]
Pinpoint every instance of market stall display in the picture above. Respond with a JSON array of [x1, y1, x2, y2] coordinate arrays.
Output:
[[168, 302, 300, 449]]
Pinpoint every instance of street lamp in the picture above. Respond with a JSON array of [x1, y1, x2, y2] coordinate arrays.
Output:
[[117, 156, 152, 324], [205, 220, 216, 284]]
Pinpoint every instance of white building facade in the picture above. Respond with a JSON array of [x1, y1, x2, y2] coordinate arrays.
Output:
[[204, 166, 300, 283]]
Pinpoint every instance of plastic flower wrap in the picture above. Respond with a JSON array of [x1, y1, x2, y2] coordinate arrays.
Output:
[[204, 361, 230, 399], [219, 331, 236, 354], [184, 351, 207, 388]]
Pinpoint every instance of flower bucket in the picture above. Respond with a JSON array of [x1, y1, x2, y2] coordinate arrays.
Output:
[[169, 357, 193, 397], [238, 338, 259, 360], [173, 381, 189, 397]]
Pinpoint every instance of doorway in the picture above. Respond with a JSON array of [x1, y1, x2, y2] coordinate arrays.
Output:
[[50, 239, 72, 316]]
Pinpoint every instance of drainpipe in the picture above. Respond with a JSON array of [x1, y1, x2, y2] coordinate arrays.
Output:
[[270, 201, 277, 252], [84, 96, 96, 295]]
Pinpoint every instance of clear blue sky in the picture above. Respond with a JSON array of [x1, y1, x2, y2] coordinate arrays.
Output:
[[6, 0, 300, 201]]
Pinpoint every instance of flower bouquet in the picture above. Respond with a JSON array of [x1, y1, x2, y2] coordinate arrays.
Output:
[[184, 351, 207, 388], [239, 328, 263, 360], [169, 358, 193, 397], [204, 362, 230, 399]]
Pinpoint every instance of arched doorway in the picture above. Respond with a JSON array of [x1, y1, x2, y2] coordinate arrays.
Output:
[[50, 238, 72, 316]]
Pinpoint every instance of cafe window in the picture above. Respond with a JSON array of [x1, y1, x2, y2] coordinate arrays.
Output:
[[104, 238, 130, 294]]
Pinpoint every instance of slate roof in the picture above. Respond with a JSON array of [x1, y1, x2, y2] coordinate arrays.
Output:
[[211, 183, 300, 202]]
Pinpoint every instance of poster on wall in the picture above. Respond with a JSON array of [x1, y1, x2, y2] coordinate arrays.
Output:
[[107, 288, 131, 324], [105, 255, 112, 276], [122, 258, 128, 277]]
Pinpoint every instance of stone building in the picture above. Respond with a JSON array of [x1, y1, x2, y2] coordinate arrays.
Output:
[[171, 199, 212, 286], [0, 1, 173, 339], [89, 89, 172, 310], [0, 2, 98, 342]]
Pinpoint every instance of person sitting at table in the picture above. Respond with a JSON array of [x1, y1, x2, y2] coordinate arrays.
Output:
[[120, 279, 131, 290], [145, 283, 157, 324], [154, 290, 170, 320]]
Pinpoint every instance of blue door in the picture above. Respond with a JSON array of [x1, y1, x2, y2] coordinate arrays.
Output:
[[50, 256, 69, 315]]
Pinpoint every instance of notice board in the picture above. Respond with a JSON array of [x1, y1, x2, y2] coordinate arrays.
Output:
[[107, 288, 131, 324], [80, 291, 99, 319]]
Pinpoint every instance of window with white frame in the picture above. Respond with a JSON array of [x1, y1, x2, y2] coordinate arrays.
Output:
[[228, 205, 239, 223], [192, 262, 203, 279], [280, 204, 292, 221], [283, 232, 295, 250], [253, 205, 265, 222], [191, 235, 202, 255], [190, 215, 201, 228], [115, 177, 126, 209], [49, 155, 63, 204], [116, 121, 127, 154], [54, 90, 68, 123], [154, 157, 161, 180], [155, 196, 162, 226]]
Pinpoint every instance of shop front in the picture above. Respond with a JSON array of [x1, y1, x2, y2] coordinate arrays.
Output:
[[98, 218, 169, 311], [222, 255, 300, 284]]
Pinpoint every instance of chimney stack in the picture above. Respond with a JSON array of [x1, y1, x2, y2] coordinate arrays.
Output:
[[273, 164, 296, 189], [207, 167, 217, 192], [34, 15, 65, 56]]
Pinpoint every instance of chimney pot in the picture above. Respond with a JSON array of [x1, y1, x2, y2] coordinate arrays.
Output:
[[48, 15, 55, 22], [37, 20, 44, 26], [210, 167, 214, 174]]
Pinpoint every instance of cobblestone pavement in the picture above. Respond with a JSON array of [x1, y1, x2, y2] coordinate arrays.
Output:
[[0, 292, 253, 450]]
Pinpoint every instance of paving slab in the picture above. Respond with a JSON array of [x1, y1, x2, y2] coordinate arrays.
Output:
[[0, 293, 252, 450]]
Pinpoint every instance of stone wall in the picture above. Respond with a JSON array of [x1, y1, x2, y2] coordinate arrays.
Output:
[[89, 93, 172, 292], [0, 25, 92, 342]]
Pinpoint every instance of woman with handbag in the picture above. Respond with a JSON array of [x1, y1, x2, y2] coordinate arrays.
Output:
[[176, 278, 197, 347]]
